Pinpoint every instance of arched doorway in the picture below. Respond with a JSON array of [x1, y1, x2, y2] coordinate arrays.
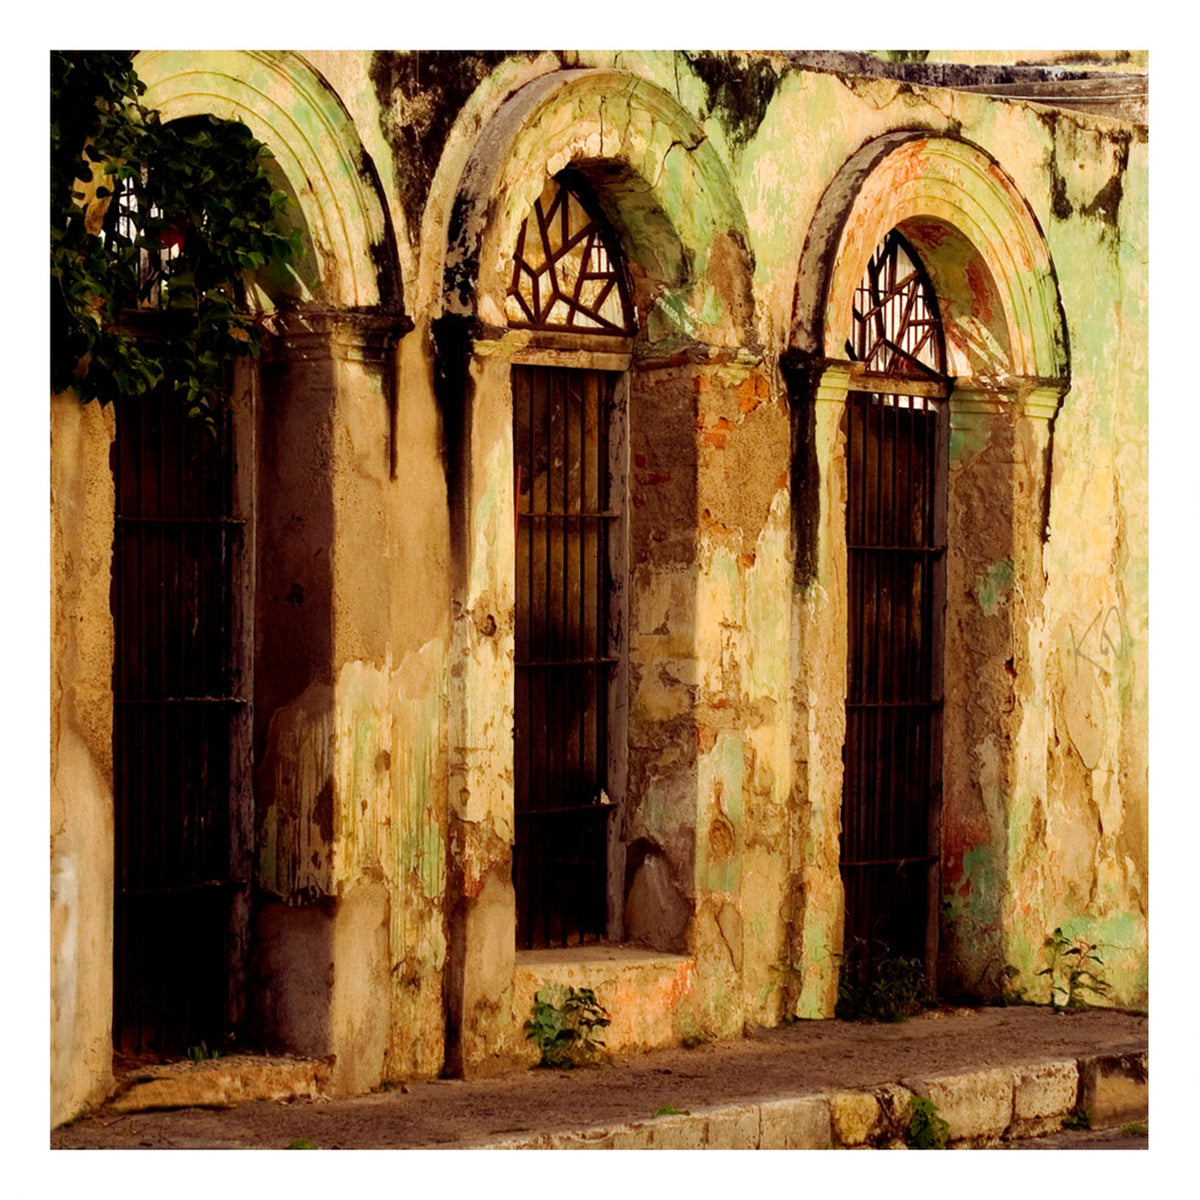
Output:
[[789, 133, 1071, 1011], [507, 174, 636, 948], [106, 133, 260, 1054], [839, 229, 949, 990]]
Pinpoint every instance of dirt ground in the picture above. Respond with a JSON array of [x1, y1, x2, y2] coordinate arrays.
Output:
[[52, 1006, 1147, 1150]]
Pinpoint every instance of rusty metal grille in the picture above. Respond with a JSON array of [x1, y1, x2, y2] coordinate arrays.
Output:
[[841, 231, 948, 988], [848, 230, 946, 379], [506, 176, 634, 335], [513, 366, 617, 948], [103, 171, 180, 310], [112, 392, 246, 1053]]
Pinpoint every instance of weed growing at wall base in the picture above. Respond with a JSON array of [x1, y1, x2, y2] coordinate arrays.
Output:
[[1038, 927, 1112, 1010], [524, 986, 611, 1068], [836, 942, 927, 1022]]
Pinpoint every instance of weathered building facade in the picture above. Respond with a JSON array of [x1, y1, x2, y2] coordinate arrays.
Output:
[[50, 49, 1148, 1126]]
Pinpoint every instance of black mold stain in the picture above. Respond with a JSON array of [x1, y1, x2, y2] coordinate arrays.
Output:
[[313, 779, 334, 844], [781, 352, 822, 590], [368, 51, 542, 240], [444, 189, 481, 313], [432, 313, 477, 587], [684, 51, 780, 151], [1047, 141, 1075, 221], [1081, 131, 1131, 231]]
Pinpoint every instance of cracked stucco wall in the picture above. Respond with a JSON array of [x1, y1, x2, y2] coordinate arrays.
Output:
[[51, 49, 1148, 1124]]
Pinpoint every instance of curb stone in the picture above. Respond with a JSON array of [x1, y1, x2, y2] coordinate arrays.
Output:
[[473, 1051, 1147, 1150]]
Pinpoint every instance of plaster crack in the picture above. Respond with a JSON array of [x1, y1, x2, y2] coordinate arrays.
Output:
[[654, 134, 708, 189]]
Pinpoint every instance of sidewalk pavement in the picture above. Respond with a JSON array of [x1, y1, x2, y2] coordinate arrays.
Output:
[[51, 1006, 1147, 1150]]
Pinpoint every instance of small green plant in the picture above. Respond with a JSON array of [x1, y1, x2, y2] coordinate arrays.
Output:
[[1120, 1121, 1147, 1137], [186, 1041, 220, 1062], [524, 986, 611, 1068], [654, 1105, 691, 1117], [1038, 927, 1112, 1010], [285, 1136, 318, 1149], [836, 942, 927, 1023], [905, 1096, 950, 1149], [1062, 1107, 1091, 1131]]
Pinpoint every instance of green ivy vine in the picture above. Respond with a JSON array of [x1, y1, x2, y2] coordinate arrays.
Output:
[[50, 51, 302, 423]]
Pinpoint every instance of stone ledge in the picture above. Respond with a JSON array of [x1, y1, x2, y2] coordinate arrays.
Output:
[[108, 1054, 333, 1113], [902, 1067, 1015, 1147], [513, 946, 696, 1060], [471, 1050, 1145, 1149], [1078, 1051, 1149, 1128]]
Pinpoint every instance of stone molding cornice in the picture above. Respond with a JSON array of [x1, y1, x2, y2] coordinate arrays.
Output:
[[949, 376, 1070, 421], [263, 309, 412, 364]]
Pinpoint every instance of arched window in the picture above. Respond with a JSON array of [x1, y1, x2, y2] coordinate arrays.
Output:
[[506, 176, 634, 334], [510, 175, 633, 948], [840, 228, 949, 993]]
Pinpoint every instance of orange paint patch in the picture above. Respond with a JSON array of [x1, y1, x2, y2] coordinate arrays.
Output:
[[737, 373, 769, 414], [740, 553, 756, 569], [696, 724, 718, 755], [701, 417, 733, 449], [966, 257, 996, 325]]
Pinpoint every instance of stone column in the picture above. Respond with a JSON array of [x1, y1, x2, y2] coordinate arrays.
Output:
[[784, 359, 852, 1020], [443, 337, 520, 1078], [251, 308, 408, 1095]]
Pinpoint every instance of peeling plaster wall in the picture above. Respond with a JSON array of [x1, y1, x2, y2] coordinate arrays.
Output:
[[252, 325, 451, 1086], [1019, 120, 1148, 1005], [50, 49, 1148, 1124], [50, 393, 116, 1126]]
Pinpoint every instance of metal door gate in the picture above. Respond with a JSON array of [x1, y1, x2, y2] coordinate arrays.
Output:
[[840, 229, 948, 987], [512, 365, 616, 948], [112, 392, 246, 1053]]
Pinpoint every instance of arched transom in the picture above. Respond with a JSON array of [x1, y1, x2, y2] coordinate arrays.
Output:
[[506, 176, 634, 335], [847, 230, 946, 379]]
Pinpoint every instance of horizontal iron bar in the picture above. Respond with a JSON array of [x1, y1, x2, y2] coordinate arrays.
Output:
[[515, 657, 618, 668], [517, 802, 616, 818], [518, 510, 620, 519], [840, 855, 938, 868], [116, 515, 245, 525], [846, 699, 944, 709], [117, 879, 248, 897], [114, 696, 248, 705], [847, 543, 946, 554]]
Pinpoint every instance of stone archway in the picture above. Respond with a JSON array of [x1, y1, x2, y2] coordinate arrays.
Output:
[[788, 133, 1070, 1008], [433, 69, 790, 1073], [124, 52, 411, 1092], [135, 50, 404, 312]]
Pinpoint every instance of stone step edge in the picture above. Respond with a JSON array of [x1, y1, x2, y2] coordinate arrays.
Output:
[[470, 1051, 1148, 1150], [107, 1054, 334, 1113]]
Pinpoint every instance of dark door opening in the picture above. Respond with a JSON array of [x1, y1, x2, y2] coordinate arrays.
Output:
[[513, 365, 617, 949], [112, 392, 247, 1053], [840, 230, 948, 989]]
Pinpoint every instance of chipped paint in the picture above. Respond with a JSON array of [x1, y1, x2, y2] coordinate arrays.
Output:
[[52, 51, 1147, 1123]]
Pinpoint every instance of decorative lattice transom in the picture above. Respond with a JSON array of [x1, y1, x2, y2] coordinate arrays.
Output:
[[507, 177, 634, 334], [848, 230, 946, 378]]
